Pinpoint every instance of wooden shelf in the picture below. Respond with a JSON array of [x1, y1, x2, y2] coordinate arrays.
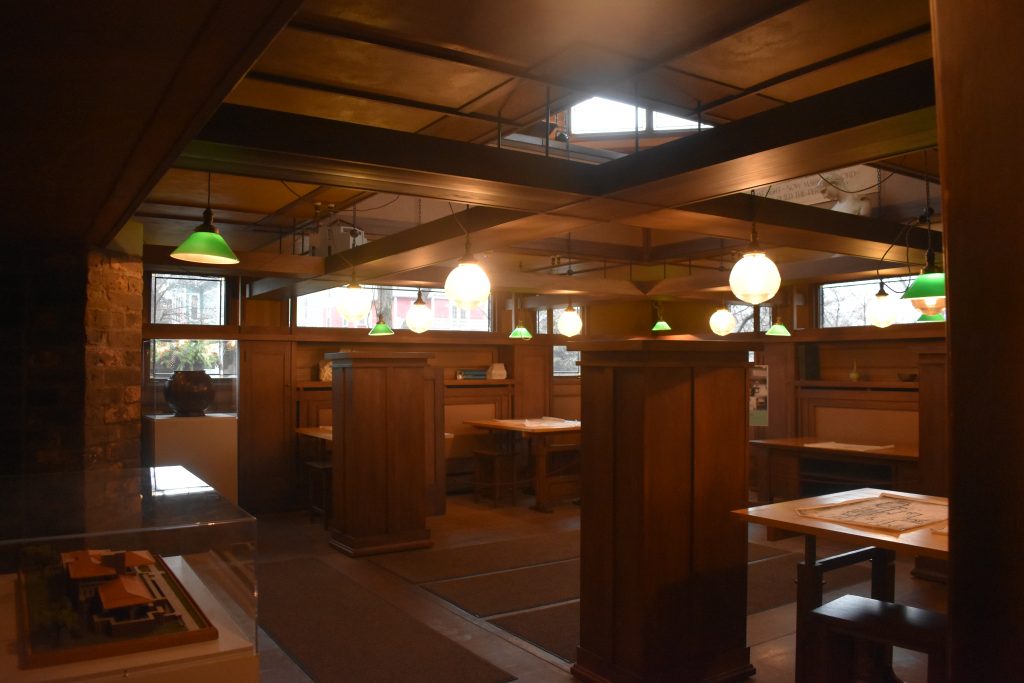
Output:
[[796, 380, 918, 390], [444, 379, 515, 387], [295, 380, 331, 389]]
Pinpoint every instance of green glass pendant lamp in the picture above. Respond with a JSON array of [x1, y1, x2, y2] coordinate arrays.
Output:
[[508, 293, 533, 339], [902, 170, 946, 316], [651, 302, 672, 332], [171, 173, 240, 265], [765, 318, 791, 336]]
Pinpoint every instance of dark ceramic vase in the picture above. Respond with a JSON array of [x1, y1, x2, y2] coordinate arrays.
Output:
[[164, 370, 215, 416]]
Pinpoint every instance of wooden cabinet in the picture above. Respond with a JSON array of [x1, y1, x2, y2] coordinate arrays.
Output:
[[572, 341, 753, 683], [238, 340, 292, 512], [327, 351, 436, 556]]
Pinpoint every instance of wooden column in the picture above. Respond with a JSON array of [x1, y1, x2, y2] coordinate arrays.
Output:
[[327, 351, 434, 556], [932, 1, 1024, 678], [570, 340, 755, 683]]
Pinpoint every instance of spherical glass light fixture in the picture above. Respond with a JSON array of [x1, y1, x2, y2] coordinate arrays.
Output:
[[557, 305, 583, 337], [444, 257, 490, 311], [729, 251, 781, 305], [709, 307, 738, 336], [338, 282, 373, 323], [405, 289, 432, 334], [866, 281, 899, 329]]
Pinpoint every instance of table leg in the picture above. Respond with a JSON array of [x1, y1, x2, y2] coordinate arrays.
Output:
[[531, 435, 553, 513], [869, 548, 902, 683], [795, 536, 825, 683]]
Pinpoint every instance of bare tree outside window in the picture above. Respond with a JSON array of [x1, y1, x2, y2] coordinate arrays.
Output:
[[150, 274, 225, 325], [819, 276, 918, 328]]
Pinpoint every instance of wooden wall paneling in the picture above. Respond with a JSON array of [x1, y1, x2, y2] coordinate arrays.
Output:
[[916, 351, 948, 496], [797, 386, 919, 445], [238, 340, 293, 512], [550, 376, 581, 419], [423, 366, 445, 515], [577, 364, 616, 672], [765, 342, 797, 438], [503, 344, 552, 418], [571, 341, 753, 683], [328, 351, 433, 556], [692, 365, 750, 662]]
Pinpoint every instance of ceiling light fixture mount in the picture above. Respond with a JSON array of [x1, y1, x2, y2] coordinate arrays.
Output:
[[170, 172, 240, 265], [729, 190, 780, 305]]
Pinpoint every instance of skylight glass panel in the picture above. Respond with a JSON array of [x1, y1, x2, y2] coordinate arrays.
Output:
[[653, 111, 710, 131], [571, 97, 646, 134]]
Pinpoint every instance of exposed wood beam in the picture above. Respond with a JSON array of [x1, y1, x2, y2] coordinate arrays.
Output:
[[687, 194, 940, 252], [89, 0, 304, 245], [599, 61, 937, 205], [500, 236, 645, 264], [183, 104, 596, 210], [649, 237, 746, 263], [143, 244, 324, 278], [648, 254, 883, 297]]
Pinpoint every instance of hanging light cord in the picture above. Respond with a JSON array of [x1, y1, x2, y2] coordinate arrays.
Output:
[[448, 202, 472, 257]]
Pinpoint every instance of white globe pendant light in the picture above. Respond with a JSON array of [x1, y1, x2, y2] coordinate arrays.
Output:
[[709, 307, 738, 336], [866, 281, 899, 329], [557, 305, 583, 337], [338, 281, 373, 323], [444, 249, 490, 311], [729, 191, 781, 305], [405, 289, 433, 334], [729, 252, 780, 305]]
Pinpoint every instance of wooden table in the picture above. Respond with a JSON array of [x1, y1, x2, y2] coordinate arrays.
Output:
[[733, 488, 948, 682], [750, 437, 920, 504], [464, 418, 581, 512]]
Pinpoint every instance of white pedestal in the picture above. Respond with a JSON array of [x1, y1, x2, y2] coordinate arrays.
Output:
[[143, 415, 238, 503]]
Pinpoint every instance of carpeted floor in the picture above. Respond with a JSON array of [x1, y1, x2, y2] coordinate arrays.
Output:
[[370, 529, 580, 584], [383, 538, 869, 664], [259, 557, 516, 683]]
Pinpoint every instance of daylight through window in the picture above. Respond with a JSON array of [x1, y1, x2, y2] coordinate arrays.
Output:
[[296, 286, 491, 332], [819, 276, 921, 328], [150, 274, 226, 325]]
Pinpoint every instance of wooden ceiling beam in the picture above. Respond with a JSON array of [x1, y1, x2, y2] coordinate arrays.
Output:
[[599, 61, 937, 205]]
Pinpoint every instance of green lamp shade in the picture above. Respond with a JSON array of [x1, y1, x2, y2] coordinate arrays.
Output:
[[171, 227, 239, 265], [917, 313, 946, 323], [765, 321, 791, 336], [509, 323, 533, 340], [368, 320, 395, 336], [903, 271, 946, 315], [651, 319, 672, 332], [902, 271, 946, 300]]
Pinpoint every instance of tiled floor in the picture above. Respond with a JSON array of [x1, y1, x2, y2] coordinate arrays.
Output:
[[258, 495, 946, 682]]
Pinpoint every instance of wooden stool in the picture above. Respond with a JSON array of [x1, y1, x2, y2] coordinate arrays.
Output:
[[472, 448, 520, 505], [810, 594, 948, 683], [305, 460, 333, 528]]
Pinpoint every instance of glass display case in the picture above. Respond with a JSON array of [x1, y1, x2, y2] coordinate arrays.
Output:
[[143, 339, 239, 416], [0, 466, 257, 681]]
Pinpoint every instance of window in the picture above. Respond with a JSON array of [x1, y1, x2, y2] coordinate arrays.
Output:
[[571, 97, 647, 134], [149, 338, 237, 379], [652, 111, 709, 131], [730, 304, 773, 333], [819, 276, 919, 328], [296, 286, 491, 332], [150, 274, 226, 325], [553, 345, 581, 376]]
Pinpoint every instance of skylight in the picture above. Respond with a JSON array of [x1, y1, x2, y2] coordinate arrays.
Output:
[[571, 97, 646, 135], [569, 96, 709, 135]]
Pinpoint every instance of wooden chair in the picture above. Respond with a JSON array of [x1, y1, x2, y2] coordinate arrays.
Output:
[[472, 447, 521, 505], [810, 593, 948, 683]]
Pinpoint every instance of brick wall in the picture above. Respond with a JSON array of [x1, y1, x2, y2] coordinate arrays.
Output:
[[83, 248, 143, 469], [0, 243, 142, 475]]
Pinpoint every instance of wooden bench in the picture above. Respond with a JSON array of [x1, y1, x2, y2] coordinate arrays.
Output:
[[810, 594, 948, 683]]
